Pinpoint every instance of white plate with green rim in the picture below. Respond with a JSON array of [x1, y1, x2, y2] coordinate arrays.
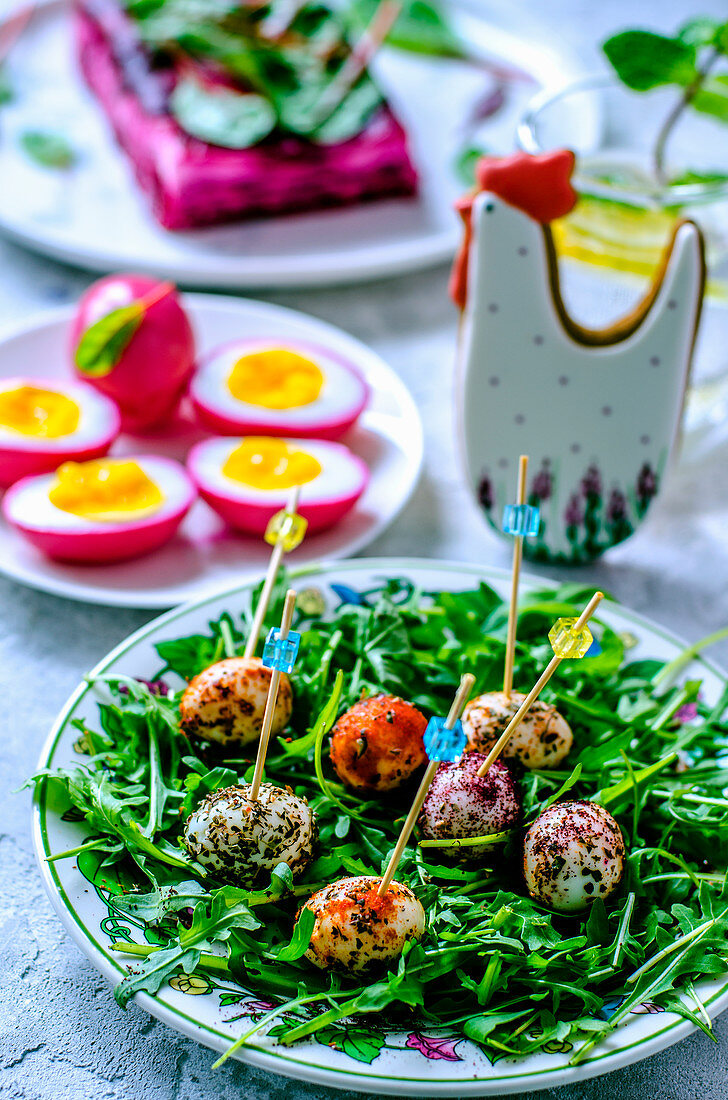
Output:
[[32, 558, 728, 1096]]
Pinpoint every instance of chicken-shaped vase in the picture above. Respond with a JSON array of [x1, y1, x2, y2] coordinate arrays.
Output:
[[453, 151, 705, 563]]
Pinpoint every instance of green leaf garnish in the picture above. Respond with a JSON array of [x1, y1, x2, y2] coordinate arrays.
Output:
[[20, 129, 77, 169], [73, 281, 174, 378], [170, 78, 276, 149]]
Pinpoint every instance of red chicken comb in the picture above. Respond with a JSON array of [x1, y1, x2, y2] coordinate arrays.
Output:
[[449, 150, 577, 310]]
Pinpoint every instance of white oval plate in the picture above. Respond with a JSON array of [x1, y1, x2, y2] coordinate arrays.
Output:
[[0, 296, 422, 607], [33, 558, 728, 1096], [0, 0, 588, 288]]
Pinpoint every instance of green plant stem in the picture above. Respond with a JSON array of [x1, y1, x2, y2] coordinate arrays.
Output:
[[654, 46, 722, 183], [112, 942, 231, 974]]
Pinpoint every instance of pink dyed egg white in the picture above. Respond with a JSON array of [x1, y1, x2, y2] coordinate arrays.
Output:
[[190, 340, 369, 440], [3, 455, 196, 564], [0, 377, 120, 489], [187, 437, 369, 536]]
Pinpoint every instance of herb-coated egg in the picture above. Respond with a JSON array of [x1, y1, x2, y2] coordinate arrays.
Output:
[[523, 800, 625, 913], [179, 656, 292, 749], [300, 876, 425, 974], [183, 783, 316, 886], [330, 693, 427, 792], [190, 339, 368, 439], [463, 690, 573, 769]]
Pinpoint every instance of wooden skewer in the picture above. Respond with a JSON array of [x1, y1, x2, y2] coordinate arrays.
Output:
[[477, 591, 604, 778], [503, 454, 529, 699], [243, 486, 301, 661], [377, 672, 475, 897], [312, 0, 402, 124], [248, 589, 297, 801]]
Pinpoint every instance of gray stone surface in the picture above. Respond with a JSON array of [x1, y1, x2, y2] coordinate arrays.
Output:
[[3, 0, 728, 1096]]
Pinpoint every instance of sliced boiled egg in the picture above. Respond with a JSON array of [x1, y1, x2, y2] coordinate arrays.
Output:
[[187, 435, 368, 536], [0, 377, 120, 489], [190, 340, 368, 440], [3, 455, 196, 563]]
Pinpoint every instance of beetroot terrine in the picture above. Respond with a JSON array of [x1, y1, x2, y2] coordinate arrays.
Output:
[[74, 0, 418, 230]]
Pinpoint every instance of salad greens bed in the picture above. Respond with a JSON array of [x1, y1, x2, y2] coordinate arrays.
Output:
[[28, 575, 728, 1068]]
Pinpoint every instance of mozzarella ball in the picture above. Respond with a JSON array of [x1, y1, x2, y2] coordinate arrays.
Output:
[[329, 693, 427, 792], [179, 656, 292, 748], [523, 800, 625, 913], [463, 690, 572, 770], [183, 783, 316, 886], [418, 754, 521, 858], [300, 876, 425, 974]]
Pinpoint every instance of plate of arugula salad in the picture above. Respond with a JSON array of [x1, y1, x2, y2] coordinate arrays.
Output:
[[29, 559, 728, 1095]]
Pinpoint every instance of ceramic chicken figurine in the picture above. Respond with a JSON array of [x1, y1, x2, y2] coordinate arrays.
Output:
[[452, 151, 706, 563]]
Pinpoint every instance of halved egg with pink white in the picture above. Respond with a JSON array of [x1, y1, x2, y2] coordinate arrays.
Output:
[[187, 436, 368, 536], [3, 455, 196, 563], [190, 340, 368, 440], [0, 378, 120, 489]]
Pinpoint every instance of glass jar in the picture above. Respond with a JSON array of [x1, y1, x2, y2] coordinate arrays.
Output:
[[518, 75, 728, 438]]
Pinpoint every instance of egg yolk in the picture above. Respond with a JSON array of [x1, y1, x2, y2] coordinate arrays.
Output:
[[223, 438, 322, 491], [48, 459, 164, 521], [0, 385, 80, 438], [227, 349, 323, 409]]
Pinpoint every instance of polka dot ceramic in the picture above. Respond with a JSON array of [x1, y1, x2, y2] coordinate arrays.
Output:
[[457, 194, 705, 563]]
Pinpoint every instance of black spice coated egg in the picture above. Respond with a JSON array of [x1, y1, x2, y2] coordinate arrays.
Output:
[[523, 799, 625, 912]]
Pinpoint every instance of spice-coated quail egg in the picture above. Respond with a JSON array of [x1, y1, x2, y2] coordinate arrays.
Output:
[[418, 754, 521, 859], [300, 876, 425, 974], [329, 693, 427, 792], [179, 657, 292, 749], [463, 690, 573, 770], [183, 783, 316, 886], [523, 800, 625, 913]]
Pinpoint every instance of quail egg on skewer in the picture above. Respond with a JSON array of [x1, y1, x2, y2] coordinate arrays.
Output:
[[523, 800, 625, 913], [418, 753, 521, 858], [298, 876, 425, 974], [330, 693, 428, 793], [179, 656, 292, 750], [183, 783, 316, 887], [463, 690, 573, 770]]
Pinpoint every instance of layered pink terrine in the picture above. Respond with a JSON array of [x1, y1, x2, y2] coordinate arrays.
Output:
[[74, 0, 418, 230]]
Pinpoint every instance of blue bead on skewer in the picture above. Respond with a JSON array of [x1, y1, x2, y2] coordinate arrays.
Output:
[[502, 503, 541, 537], [424, 716, 467, 762], [262, 627, 301, 674]]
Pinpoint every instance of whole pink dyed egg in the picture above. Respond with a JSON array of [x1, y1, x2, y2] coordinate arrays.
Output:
[[70, 275, 195, 432]]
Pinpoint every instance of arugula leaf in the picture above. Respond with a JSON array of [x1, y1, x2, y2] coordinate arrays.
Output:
[[275, 906, 315, 962]]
